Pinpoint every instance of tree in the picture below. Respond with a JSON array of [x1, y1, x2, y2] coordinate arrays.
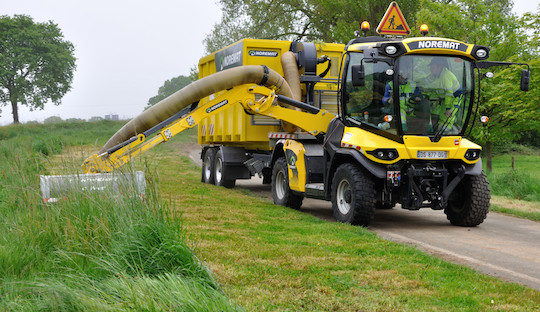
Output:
[[204, 0, 420, 52], [0, 15, 76, 124], [43, 116, 63, 124], [417, 1, 539, 170], [416, 0, 532, 60], [473, 57, 540, 171], [146, 75, 193, 109]]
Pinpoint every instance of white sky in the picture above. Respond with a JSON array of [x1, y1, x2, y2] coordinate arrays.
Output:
[[0, 0, 537, 125], [1, 0, 221, 124]]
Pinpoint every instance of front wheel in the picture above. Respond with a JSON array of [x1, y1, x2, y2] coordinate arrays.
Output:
[[331, 163, 376, 226], [445, 171, 490, 227], [272, 157, 303, 209]]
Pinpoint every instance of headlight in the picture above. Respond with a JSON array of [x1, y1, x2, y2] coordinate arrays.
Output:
[[476, 48, 487, 58], [385, 45, 398, 55], [464, 149, 481, 161], [367, 149, 399, 161]]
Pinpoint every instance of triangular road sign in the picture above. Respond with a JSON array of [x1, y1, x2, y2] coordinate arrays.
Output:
[[377, 2, 410, 36]]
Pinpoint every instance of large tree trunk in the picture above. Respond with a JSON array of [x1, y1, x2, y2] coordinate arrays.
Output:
[[10, 99, 19, 124], [485, 141, 492, 173]]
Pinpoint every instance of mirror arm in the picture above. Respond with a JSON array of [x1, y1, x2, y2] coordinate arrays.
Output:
[[476, 61, 529, 71]]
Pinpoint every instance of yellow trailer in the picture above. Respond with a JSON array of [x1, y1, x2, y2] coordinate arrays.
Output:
[[197, 39, 344, 150]]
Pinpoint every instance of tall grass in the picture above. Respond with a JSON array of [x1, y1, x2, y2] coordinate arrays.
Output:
[[488, 170, 539, 201], [0, 122, 239, 311], [486, 152, 540, 202]]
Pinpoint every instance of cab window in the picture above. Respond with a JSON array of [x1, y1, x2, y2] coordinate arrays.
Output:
[[343, 52, 397, 134]]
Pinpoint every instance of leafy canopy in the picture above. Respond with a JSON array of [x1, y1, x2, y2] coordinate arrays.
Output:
[[0, 15, 76, 123], [146, 75, 193, 109], [204, 0, 420, 52], [417, 1, 539, 147]]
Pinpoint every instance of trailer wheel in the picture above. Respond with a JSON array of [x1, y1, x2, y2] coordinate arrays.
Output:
[[214, 152, 236, 188], [202, 148, 215, 184], [272, 157, 303, 209], [445, 171, 490, 227], [331, 163, 375, 226]]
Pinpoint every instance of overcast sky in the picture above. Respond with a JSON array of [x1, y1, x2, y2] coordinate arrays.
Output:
[[1, 0, 537, 125]]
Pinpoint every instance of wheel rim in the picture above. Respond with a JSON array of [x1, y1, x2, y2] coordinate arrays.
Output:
[[275, 170, 286, 200], [204, 155, 212, 181], [215, 157, 223, 183], [336, 179, 352, 215]]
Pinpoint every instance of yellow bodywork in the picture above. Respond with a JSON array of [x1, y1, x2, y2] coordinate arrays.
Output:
[[340, 126, 481, 165], [283, 140, 307, 192]]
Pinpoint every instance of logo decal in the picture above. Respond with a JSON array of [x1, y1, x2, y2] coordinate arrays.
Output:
[[215, 42, 243, 72], [248, 50, 278, 57], [408, 40, 467, 52], [206, 100, 228, 113]]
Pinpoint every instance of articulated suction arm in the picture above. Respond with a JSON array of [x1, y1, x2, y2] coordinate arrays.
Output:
[[83, 84, 335, 173], [100, 65, 294, 154]]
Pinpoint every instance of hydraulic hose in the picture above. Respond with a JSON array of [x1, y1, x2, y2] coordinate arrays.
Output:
[[100, 65, 293, 153]]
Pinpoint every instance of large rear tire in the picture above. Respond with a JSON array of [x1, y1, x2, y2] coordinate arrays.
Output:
[[214, 152, 236, 188], [201, 148, 215, 184], [272, 157, 303, 209], [331, 163, 376, 226], [445, 171, 490, 227]]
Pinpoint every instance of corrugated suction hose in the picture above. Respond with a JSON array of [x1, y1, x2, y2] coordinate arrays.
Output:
[[100, 65, 293, 153], [280, 51, 302, 133]]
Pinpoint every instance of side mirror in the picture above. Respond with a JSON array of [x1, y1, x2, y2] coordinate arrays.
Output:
[[351, 64, 365, 87], [520, 69, 530, 92]]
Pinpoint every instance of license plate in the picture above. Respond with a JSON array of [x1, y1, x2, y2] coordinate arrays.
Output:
[[417, 151, 447, 159]]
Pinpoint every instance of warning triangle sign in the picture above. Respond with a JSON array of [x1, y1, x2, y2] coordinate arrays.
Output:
[[377, 2, 410, 36]]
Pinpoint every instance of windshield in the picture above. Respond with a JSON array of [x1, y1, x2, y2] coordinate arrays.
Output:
[[343, 53, 473, 138], [397, 55, 473, 135]]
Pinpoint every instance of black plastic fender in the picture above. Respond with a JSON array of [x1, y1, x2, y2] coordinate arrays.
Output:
[[333, 148, 386, 179], [464, 157, 483, 175]]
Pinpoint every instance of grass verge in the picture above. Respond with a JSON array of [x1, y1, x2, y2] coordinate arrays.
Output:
[[155, 147, 539, 311], [0, 122, 238, 311], [490, 196, 540, 221]]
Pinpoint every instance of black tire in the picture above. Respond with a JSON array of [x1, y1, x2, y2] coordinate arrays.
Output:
[[201, 148, 215, 184], [445, 171, 490, 227], [331, 163, 376, 226], [272, 157, 303, 209], [214, 152, 236, 188]]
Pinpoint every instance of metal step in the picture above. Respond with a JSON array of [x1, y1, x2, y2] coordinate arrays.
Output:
[[305, 183, 326, 200]]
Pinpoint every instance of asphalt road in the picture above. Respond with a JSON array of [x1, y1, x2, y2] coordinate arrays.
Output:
[[188, 151, 540, 290]]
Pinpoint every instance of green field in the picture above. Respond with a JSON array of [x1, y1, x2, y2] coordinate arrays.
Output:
[[0, 121, 538, 311]]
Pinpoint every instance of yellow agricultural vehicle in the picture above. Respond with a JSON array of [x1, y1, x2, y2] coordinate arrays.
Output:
[[43, 5, 530, 227]]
